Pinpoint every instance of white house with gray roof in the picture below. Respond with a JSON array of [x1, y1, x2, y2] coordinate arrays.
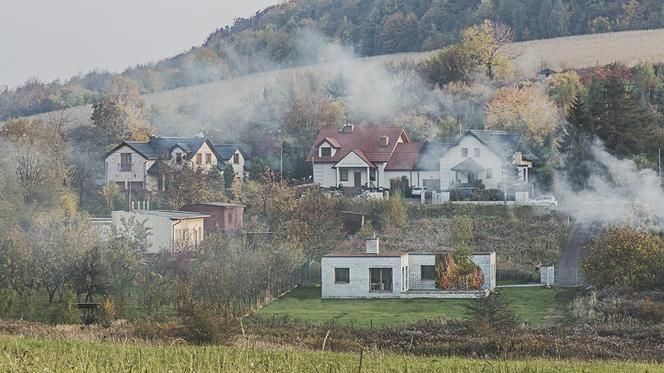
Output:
[[437, 130, 538, 191], [307, 126, 537, 192], [103, 136, 245, 193]]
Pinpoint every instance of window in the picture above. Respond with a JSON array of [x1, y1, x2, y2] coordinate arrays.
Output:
[[233, 152, 240, 164], [196, 153, 202, 165], [486, 168, 493, 179], [205, 153, 212, 165], [176, 153, 182, 164], [369, 268, 392, 291], [335, 268, 350, 283], [474, 148, 481, 157], [421, 265, 436, 280], [369, 168, 376, 182], [340, 169, 349, 181], [461, 148, 468, 158], [321, 147, 332, 157], [120, 153, 132, 171]]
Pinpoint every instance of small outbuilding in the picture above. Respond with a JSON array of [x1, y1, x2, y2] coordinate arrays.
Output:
[[180, 202, 244, 233]]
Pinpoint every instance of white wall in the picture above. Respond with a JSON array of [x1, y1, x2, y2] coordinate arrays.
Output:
[[313, 163, 337, 187], [321, 256, 403, 299], [111, 211, 205, 253], [406, 253, 496, 291], [440, 136, 505, 190], [105, 145, 149, 188]]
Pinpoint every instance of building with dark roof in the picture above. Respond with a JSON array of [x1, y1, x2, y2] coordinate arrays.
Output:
[[104, 136, 246, 192]]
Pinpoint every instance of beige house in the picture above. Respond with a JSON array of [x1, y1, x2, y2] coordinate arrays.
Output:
[[111, 210, 208, 253], [104, 136, 246, 192]]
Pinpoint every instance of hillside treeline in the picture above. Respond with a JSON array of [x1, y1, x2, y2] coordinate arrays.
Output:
[[2, 0, 664, 120]]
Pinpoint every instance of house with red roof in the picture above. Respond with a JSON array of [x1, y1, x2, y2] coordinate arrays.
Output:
[[306, 124, 425, 189], [307, 124, 538, 193]]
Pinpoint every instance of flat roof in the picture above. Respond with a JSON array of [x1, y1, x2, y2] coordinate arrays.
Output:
[[183, 202, 245, 208], [324, 252, 403, 258], [122, 210, 210, 220], [323, 251, 494, 258]]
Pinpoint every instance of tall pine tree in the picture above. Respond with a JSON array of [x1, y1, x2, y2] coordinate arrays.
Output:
[[558, 94, 595, 190]]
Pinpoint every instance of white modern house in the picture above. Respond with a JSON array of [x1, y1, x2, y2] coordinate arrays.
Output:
[[307, 126, 537, 192], [111, 210, 209, 253], [104, 136, 246, 193], [321, 238, 496, 299]]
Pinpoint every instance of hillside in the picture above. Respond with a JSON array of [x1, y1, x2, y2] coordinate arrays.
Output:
[[19, 28, 664, 138], [3, 0, 664, 120]]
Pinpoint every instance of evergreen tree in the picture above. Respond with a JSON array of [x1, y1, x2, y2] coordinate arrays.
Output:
[[558, 94, 595, 190]]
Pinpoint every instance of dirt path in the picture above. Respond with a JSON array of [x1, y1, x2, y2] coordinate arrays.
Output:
[[556, 222, 604, 287]]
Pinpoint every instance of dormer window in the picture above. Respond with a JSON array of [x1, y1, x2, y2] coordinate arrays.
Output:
[[321, 147, 332, 157]]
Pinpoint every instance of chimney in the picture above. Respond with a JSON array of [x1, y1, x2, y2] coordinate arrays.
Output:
[[365, 237, 380, 254], [342, 123, 354, 133], [380, 136, 389, 147]]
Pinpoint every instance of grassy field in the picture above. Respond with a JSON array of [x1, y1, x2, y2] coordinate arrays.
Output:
[[254, 287, 569, 327], [1, 335, 661, 372]]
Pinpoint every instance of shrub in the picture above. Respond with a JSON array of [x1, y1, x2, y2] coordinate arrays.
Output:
[[47, 291, 80, 325], [181, 303, 220, 344], [0, 288, 17, 318], [583, 227, 664, 290], [468, 291, 517, 333]]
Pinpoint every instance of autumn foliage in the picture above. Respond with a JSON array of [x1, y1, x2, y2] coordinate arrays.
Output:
[[583, 227, 664, 290], [435, 253, 484, 291]]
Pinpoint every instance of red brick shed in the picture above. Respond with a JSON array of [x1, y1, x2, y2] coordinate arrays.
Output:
[[180, 202, 244, 233]]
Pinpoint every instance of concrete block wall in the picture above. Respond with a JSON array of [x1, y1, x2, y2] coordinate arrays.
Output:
[[321, 256, 402, 299]]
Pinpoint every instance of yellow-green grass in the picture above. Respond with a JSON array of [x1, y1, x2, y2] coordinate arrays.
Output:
[[254, 287, 568, 327], [1, 335, 660, 372]]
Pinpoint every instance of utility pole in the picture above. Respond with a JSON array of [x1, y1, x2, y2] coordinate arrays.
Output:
[[280, 140, 284, 183], [659, 147, 661, 178]]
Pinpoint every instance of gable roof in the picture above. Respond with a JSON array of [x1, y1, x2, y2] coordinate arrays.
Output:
[[333, 149, 375, 168], [465, 130, 538, 161], [451, 157, 485, 173], [385, 143, 424, 170], [214, 144, 244, 160], [104, 136, 239, 162], [315, 136, 341, 148], [307, 126, 411, 164]]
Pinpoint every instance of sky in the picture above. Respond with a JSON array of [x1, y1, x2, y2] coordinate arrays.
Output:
[[0, 0, 279, 88]]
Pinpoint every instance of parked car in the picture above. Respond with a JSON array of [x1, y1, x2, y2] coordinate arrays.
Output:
[[530, 195, 558, 207], [411, 187, 425, 197]]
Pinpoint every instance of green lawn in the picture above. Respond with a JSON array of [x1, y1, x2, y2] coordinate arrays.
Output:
[[1, 335, 660, 372], [254, 287, 569, 327]]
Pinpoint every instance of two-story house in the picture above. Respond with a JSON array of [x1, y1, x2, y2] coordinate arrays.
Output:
[[104, 136, 246, 192], [306, 124, 418, 189], [438, 130, 537, 190]]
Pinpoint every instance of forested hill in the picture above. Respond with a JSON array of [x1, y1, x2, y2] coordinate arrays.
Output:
[[3, 0, 664, 120]]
